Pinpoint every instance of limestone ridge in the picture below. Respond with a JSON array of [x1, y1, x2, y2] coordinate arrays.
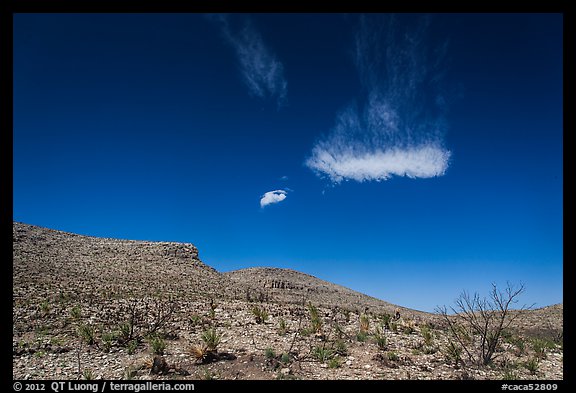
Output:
[[12, 221, 240, 300]]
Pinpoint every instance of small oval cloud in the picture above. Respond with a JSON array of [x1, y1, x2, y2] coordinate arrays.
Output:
[[260, 190, 288, 208]]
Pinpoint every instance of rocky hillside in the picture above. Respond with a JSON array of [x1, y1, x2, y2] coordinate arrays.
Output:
[[225, 267, 424, 319], [12, 222, 563, 381]]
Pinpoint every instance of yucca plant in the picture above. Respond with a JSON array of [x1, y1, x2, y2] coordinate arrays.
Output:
[[251, 306, 269, 324], [201, 327, 221, 352]]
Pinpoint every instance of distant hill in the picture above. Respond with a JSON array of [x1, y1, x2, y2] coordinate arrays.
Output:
[[225, 267, 423, 318]]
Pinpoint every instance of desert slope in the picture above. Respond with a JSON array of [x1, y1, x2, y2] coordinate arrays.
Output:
[[225, 267, 423, 318], [12, 222, 563, 380]]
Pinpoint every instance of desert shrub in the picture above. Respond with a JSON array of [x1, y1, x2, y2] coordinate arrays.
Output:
[[189, 314, 202, 327], [420, 325, 434, 346], [265, 347, 276, 359], [437, 283, 530, 366], [508, 336, 526, 356], [328, 357, 341, 369], [312, 346, 333, 362], [190, 344, 208, 363], [389, 321, 398, 333], [356, 331, 368, 342], [299, 328, 311, 337], [101, 331, 115, 352], [359, 314, 370, 334], [334, 340, 348, 356], [531, 338, 554, 360], [308, 303, 322, 334], [502, 368, 519, 380], [380, 313, 392, 329], [149, 335, 166, 355], [278, 318, 287, 335], [524, 357, 539, 375], [373, 327, 387, 350], [387, 351, 399, 361], [251, 306, 269, 324], [280, 352, 291, 364], [118, 321, 133, 343], [70, 305, 81, 320], [342, 309, 351, 322], [83, 369, 94, 380], [127, 340, 138, 355], [39, 300, 50, 314], [444, 340, 462, 367], [201, 328, 221, 352], [124, 366, 137, 380], [77, 324, 95, 345]]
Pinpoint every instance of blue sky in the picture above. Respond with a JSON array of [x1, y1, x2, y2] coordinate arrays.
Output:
[[13, 13, 563, 312]]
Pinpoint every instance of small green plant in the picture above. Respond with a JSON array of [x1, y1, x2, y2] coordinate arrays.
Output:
[[278, 318, 287, 335], [387, 351, 399, 361], [381, 313, 392, 329], [334, 340, 348, 356], [251, 306, 269, 324], [342, 309, 351, 322], [389, 321, 398, 333], [39, 300, 50, 314], [373, 328, 387, 350], [532, 338, 554, 360], [444, 340, 462, 367], [208, 299, 217, 319], [280, 352, 291, 364], [356, 331, 368, 342], [201, 327, 221, 352], [328, 357, 341, 369], [189, 314, 202, 327], [299, 328, 311, 337], [201, 368, 217, 380], [83, 369, 94, 380], [77, 324, 95, 345], [124, 366, 137, 380], [312, 346, 333, 362], [502, 368, 519, 380], [127, 340, 138, 355], [507, 335, 526, 356], [101, 331, 115, 352], [359, 314, 370, 334], [333, 323, 345, 339], [149, 335, 166, 355], [34, 350, 46, 358], [308, 303, 322, 334], [70, 305, 81, 320], [420, 325, 434, 346], [265, 347, 276, 359], [524, 357, 539, 375], [118, 321, 132, 342]]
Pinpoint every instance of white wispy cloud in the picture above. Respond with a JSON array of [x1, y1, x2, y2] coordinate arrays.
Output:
[[307, 145, 450, 183], [212, 14, 287, 106], [306, 14, 451, 183], [260, 190, 288, 208]]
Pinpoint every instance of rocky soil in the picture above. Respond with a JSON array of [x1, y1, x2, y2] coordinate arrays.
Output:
[[13, 222, 563, 380]]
